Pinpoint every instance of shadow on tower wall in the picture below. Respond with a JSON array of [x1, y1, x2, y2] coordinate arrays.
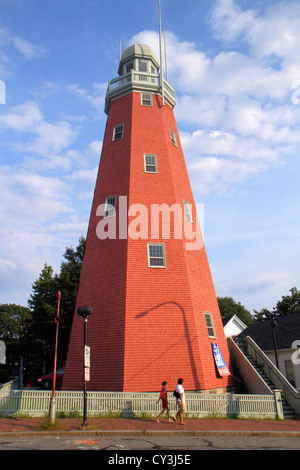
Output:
[[135, 301, 201, 388]]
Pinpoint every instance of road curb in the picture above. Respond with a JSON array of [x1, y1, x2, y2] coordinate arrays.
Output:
[[1, 429, 300, 438]]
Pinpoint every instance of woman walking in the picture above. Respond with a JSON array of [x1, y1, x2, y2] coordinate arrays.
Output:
[[156, 381, 172, 423]]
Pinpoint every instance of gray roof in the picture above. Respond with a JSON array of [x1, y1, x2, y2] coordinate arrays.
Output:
[[121, 44, 159, 64], [236, 313, 300, 351]]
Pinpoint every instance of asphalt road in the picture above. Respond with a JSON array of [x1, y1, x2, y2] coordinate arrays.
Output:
[[0, 434, 300, 451]]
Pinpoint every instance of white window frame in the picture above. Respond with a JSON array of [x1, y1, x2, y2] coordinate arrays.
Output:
[[113, 124, 124, 141], [104, 195, 116, 218], [139, 60, 147, 72], [147, 243, 166, 268], [183, 200, 193, 223], [144, 154, 157, 173], [169, 129, 177, 147], [204, 312, 216, 338], [141, 92, 153, 106]]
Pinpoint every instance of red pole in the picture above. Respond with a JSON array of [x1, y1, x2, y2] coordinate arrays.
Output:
[[52, 291, 61, 399]]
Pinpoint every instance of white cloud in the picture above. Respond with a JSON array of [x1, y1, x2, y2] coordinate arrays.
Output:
[[24, 120, 76, 156], [0, 166, 71, 225], [210, 0, 300, 71], [66, 82, 107, 115], [0, 26, 46, 64], [0, 146, 95, 304], [87, 140, 102, 155], [0, 101, 77, 167], [209, 0, 258, 43], [0, 162, 73, 303], [131, 2, 300, 195], [0, 93, 101, 304], [10, 35, 46, 59], [0, 101, 43, 131]]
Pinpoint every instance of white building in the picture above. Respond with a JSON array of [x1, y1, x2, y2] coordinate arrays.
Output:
[[222, 315, 247, 338]]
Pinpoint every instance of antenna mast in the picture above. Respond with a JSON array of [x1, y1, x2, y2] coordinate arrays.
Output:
[[163, 28, 168, 82], [119, 26, 122, 62], [158, 0, 164, 105]]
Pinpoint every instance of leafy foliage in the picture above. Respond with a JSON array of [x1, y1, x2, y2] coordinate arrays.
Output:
[[217, 296, 253, 326], [0, 236, 86, 383], [0, 303, 31, 369], [27, 236, 86, 381], [253, 287, 300, 321]]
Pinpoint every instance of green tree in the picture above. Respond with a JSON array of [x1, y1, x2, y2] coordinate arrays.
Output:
[[253, 307, 274, 322], [253, 287, 300, 321], [274, 287, 300, 316], [217, 296, 253, 326], [27, 237, 86, 382], [57, 235, 86, 364], [0, 303, 31, 378], [27, 264, 59, 380]]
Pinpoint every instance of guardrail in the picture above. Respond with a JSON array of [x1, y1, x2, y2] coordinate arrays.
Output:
[[244, 335, 300, 417], [0, 379, 18, 393], [105, 71, 176, 113], [0, 389, 283, 419]]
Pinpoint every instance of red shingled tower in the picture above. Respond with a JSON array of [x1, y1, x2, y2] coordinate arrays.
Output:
[[62, 43, 234, 392]]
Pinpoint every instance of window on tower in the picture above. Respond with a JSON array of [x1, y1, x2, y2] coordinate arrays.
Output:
[[104, 195, 116, 218], [144, 154, 157, 173], [139, 60, 147, 72], [169, 129, 177, 147], [141, 92, 153, 106], [113, 124, 124, 141], [204, 312, 216, 338], [148, 243, 166, 268]]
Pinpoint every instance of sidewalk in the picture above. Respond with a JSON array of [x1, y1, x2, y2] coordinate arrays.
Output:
[[1, 416, 300, 436]]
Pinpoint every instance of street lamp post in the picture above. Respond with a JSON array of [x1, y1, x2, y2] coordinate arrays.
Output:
[[271, 320, 279, 370], [78, 306, 93, 427], [49, 291, 61, 424]]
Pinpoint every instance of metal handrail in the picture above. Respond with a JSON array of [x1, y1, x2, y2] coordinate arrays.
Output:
[[244, 336, 300, 416]]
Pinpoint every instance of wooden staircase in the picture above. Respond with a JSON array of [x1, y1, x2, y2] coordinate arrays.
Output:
[[234, 338, 298, 419]]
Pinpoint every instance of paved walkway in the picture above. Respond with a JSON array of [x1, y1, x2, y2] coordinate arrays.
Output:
[[1, 416, 300, 436]]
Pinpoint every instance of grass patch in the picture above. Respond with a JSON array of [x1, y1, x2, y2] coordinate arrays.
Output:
[[36, 417, 64, 432], [56, 410, 81, 419]]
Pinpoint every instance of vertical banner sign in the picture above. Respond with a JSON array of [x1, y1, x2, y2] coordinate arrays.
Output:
[[84, 345, 90, 381], [84, 346, 90, 368], [84, 368, 90, 382], [212, 343, 230, 377]]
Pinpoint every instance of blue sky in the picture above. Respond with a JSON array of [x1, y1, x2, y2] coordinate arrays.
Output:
[[0, 0, 299, 314]]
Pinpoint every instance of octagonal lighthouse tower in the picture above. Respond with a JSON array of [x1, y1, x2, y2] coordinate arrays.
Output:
[[62, 44, 234, 392]]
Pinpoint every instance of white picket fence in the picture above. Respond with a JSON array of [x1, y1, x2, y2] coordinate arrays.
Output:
[[0, 389, 283, 419]]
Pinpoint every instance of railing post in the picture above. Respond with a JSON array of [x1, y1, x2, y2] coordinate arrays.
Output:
[[273, 389, 283, 420]]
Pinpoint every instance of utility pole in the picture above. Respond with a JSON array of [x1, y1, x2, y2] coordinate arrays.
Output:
[[49, 291, 61, 424]]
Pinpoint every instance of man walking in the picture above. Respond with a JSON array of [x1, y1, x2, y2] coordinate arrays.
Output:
[[173, 378, 186, 425]]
